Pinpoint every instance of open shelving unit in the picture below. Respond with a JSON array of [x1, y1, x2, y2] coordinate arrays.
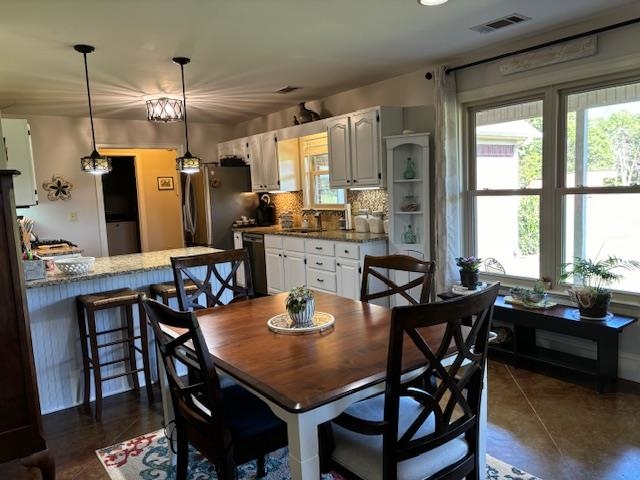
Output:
[[385, 133, 430, 258]]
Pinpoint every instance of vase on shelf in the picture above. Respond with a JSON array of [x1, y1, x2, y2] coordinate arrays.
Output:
[[459, 270, 479, 290], [400, 195, 419, 212], [403, 157, 416, 179], [402, 225, 417, 244]]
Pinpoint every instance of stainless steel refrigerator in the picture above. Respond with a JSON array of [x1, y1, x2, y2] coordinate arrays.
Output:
[[182, 164, 258, 249]]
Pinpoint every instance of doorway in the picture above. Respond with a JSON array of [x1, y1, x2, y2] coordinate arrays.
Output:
[[102, 156, 141, 255], [97, 148, 184, 256]]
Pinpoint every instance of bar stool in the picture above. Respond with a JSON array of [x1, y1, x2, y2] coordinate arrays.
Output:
[[76, 287, 154, 421], [149, 280, 198, 306]]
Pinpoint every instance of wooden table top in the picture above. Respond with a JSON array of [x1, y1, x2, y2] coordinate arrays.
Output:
[[192, 291, 448, 413]]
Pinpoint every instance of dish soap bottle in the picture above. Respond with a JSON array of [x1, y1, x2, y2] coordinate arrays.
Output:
[[403, 157, 416, 179], [402, 225, 417, 244]]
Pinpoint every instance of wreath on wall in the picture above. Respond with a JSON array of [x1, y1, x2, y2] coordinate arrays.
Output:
[[42, 175, 73, 201]]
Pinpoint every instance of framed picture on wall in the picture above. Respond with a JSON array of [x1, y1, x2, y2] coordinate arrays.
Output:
[[157, 176, 174, 191]]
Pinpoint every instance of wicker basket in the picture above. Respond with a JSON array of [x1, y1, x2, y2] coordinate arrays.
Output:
[[55, 257, 95, 275]]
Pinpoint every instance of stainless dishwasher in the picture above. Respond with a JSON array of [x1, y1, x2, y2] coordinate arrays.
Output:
[[242, 233, 268, 296]]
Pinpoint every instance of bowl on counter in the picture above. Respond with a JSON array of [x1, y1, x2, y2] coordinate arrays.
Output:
[[54, 256, 95, 275]]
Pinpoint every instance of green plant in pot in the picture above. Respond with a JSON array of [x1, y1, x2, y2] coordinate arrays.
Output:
[[285, 286, 315, 328], [560, 255, 640, 319], [455, 256, 482, 290]]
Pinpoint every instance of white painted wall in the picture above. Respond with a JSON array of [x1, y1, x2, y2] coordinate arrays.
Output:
[[14, 115, 231, 256]]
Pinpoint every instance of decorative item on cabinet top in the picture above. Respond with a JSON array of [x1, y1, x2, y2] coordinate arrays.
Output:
[[296, 102, 321, 124]]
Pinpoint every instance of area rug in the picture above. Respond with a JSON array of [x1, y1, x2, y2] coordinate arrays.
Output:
[[97, 429, 542, 480]]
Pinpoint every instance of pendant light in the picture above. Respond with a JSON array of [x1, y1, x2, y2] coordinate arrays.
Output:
[[74, 44, 112, 175], [173, 57, 201, 174]]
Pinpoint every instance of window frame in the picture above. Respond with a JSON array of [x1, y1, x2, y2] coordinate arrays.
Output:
[[462, 71, 640, 302]]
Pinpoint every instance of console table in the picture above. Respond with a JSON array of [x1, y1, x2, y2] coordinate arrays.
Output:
[[490, 295, 636, 392]]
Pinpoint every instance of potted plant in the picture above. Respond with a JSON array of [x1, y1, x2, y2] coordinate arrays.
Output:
[[285, 286, 315, 328], [560, 255, 640, 318], [455, 256, 482, 290]]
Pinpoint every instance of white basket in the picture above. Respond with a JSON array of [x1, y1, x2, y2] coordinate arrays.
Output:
[[55, 257, 95, 275]]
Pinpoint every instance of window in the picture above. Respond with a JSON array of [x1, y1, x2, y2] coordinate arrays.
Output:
[[301, 133, 346, 208], [561, 82, 640, 292], [465, 78, 640, 294], [469, 99, 543, 279]]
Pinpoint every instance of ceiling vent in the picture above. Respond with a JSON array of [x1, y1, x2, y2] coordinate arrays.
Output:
[[470, 13, 531, 34], [275, 85, 300, 94]]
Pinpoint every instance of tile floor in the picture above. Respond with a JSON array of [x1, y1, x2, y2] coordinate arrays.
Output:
[[1, 361, 639, 479]]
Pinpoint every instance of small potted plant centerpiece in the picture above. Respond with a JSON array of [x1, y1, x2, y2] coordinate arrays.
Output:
[[560, 255, 640, 319], [285, 286, 315, 328], [455, 256, 483, 290]]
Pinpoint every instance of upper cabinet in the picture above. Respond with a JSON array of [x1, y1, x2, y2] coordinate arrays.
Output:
[[328, 106, 403, 189], [1, 118, 38, 207], [218, 136, 248, 161]]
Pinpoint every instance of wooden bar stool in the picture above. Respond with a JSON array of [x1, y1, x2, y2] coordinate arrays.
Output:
[[149, 280, 198, 306], [76, 287, 154, 421]]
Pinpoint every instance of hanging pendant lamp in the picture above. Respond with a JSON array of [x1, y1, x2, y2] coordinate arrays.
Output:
[[74, 44, 112, 175], [173, 57, 201, 174]]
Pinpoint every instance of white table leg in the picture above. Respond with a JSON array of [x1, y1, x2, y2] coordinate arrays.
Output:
[[479, 366, 487, 474], [285, 413, 322, 480]]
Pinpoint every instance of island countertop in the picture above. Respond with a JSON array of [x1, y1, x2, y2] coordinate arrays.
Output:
[[25, 246, 218, 288], [233, 226, 388, 243]]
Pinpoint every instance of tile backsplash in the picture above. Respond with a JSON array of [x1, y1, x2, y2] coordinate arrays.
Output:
[[271, 189, 389, 229]]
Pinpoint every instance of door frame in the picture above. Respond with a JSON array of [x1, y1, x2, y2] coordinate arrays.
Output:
[[94, 142, 184, 256]]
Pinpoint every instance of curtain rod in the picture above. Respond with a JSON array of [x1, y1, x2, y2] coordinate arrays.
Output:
[[425, 16, 640, 79]]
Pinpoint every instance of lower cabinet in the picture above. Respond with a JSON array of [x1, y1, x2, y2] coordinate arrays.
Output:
[[265, 235, 306, 294]]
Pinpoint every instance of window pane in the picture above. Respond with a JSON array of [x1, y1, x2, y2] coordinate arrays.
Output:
[[565, 82, 640, 187], [475, 100, 543, 190], [563, 193, 640, 292], [309, 153, 345, 206], [476, 195, 540, 278]]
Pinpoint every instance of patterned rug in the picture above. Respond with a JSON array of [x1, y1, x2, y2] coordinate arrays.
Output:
[[97, 429, 542, 480]]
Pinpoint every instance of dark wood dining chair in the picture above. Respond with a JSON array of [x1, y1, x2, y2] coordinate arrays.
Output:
[[143, 298, 288, 480], [321, 283, 500, 480], [171, 248, 254, 311], [360, 254, 435, 305]]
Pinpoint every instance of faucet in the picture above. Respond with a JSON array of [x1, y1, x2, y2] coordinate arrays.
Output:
[[314, 211, 323, 231]]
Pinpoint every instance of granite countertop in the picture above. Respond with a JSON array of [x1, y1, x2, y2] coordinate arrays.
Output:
[[25, 246, 219, 288], [233, 226, 388, 243]]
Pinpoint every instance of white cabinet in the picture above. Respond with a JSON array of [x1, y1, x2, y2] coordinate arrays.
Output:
[[247, 132, 300, 192], [233, 231, 246, 287], [305, 239, 337, 294], [1, 119, 38, 207], [386, 133, 430, 260], [217, 137, 248, 162], [265, 234, 306, 293], [328, 106, 403, 189], [335, 241, 388, 302]]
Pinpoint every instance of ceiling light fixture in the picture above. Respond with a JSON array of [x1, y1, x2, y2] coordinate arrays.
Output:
[[418, 0, 448, 5], [146, 97, 184, 122], [173, 56, 201, 174], [75, 44, 112, 175]]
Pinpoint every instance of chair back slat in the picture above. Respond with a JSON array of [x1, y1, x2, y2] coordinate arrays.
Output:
[[382, 283, 499, 476], [171, 248, 254, 311], [360, 254, 435, 305]]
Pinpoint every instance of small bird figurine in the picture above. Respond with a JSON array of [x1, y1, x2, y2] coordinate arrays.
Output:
[[298, 102, 320, 124]]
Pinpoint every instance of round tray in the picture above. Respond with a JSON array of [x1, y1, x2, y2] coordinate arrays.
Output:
[[571, 310, 613, 322], [267, 312, 335, 335]]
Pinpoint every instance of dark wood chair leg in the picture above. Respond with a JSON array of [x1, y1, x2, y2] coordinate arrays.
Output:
[[75, 300, 91, 408], [137, 299, 154, 403], [176, 425, 189, 480], [256, 455, 266, 477], [86, 309, 103, 422], [124, 304, 141, 391], [20, 449, 55, 480]]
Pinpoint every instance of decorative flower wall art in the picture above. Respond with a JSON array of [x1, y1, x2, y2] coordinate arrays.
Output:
[[42, 175, 73, 201]]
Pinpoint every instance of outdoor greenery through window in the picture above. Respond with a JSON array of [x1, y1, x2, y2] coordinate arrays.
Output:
[[470, 99, 543, 279], [466, 78, 640, 294], [562, 82, 640, 292]]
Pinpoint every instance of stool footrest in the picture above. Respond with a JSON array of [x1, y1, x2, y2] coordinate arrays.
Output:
[[98, 335, 141, 349], [95, 326, 129, 337], [102, 368, 144, 382]]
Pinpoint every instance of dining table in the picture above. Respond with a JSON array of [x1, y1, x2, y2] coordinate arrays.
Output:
[[158, 290, 488, 480]]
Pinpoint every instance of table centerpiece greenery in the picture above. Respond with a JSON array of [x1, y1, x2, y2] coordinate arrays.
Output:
[[285, 286, 315, 328]]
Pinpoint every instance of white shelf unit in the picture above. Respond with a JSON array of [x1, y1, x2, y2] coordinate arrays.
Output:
[[386, 133, 430, 259]]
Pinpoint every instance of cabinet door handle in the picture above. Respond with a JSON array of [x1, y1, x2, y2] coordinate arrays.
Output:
[[337, 262, 341, 266], [344, 250, 349, 254], [315, 261, 323, 265], [284, 254, 287, 258], [315, 246, 323, 250], [317, 278, 324, 283]]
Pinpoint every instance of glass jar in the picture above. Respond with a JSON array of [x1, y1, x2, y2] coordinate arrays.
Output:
[[400, 195, 419, 212], [402, 225, 417, 244], [403, 157, 416, 179]]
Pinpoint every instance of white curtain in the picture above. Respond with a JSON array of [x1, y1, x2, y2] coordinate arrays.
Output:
[[433, 65, 462, 293]]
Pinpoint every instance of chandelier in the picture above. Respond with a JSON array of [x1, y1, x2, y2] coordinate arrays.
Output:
[[146, 97, 184, 122]]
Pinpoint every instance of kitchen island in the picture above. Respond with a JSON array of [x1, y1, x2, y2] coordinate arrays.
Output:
[[25, 247, 218, 414]]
